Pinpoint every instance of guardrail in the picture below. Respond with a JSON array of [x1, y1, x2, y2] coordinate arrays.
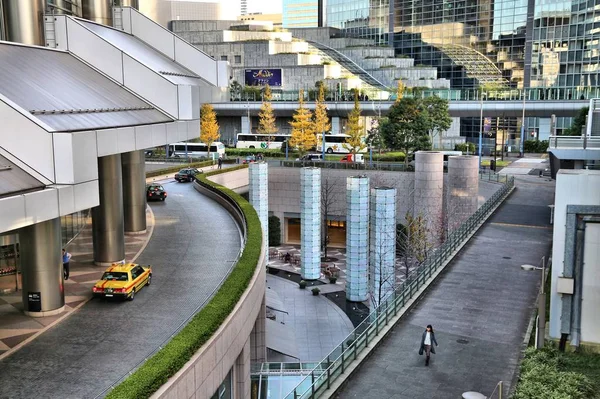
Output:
[[275, 160, 411, 171], [548, 136, 600, 150], [283, 176, 515, 399], [230, 89, 600, 102]]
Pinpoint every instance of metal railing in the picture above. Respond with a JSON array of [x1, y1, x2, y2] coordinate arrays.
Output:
[[548, 135, 600, 150], [229, 88, 599, 103], [283, 176, 515, 399], [480, 171, 512, 183], [276, 160, 410, 171]]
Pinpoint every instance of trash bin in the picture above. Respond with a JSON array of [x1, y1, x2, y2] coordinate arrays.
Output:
[[490, 160, 496, 171]]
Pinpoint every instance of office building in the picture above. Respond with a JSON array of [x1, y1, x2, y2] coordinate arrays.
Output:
[[139, 0, 240, 27], [238, 12, 283, 27], [282, 0, 320, 28]]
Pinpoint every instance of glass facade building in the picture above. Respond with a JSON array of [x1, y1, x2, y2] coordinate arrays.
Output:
[[283, 0, 320, 27], [327, 0, 600, 139]]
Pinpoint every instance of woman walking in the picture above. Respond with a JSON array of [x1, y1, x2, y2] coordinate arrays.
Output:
[[419, 325, 438, 366]]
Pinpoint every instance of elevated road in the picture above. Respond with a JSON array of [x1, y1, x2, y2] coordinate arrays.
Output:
[[212, 100, 588, 118], [0, 179, 241, 398]]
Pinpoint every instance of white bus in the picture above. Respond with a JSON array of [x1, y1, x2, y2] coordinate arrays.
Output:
[[167, 142, 225, 159], [236, 134, 291, 149], [317, 134, 364, 154]]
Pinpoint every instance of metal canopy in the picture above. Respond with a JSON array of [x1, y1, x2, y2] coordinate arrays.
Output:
[[0, 43, 172, 132], [0, 153, 44, 198], [78, 20, 210, 86]]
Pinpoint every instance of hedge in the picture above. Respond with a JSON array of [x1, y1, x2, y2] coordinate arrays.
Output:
[[513, 347, 596, 399], [225, 148, 298, 158], [107, 164, 261, 399], [145, 160, 215, 178]]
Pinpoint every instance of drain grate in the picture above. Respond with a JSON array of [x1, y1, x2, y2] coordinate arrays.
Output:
[[457, 339, 470, 344], [503, 256, 512, 259]]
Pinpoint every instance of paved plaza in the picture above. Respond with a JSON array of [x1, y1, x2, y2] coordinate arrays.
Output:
[[266, 275, 354, 362], [335, 175, 555, 399]]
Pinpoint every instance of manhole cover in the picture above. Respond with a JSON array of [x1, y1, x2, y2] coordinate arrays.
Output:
[[457, 339, 469, 344], [503, 256, 512, 259]]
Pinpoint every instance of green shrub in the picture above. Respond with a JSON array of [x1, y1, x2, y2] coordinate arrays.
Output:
[[145, 160, 214, 178], [523, 140, 549, 153], [107, 165, 261, 399], [454, 142, 476, 153], [225, 148, 297, 158], [372, 152, 406, 162], [514, 347, 596, 399], [268, 215, 281, 246]]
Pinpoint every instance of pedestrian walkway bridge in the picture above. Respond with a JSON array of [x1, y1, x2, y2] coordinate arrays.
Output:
[[213, 89, 596, 118]]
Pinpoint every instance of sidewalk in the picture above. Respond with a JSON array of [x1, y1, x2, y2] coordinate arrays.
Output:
[[335, 175, 555, 399], [0, 208, 153, 359]]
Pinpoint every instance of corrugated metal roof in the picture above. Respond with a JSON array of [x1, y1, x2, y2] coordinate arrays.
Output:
[[79, 20, 210, 86], [0, 43, 172, 132], [0, 153, 44, 198]]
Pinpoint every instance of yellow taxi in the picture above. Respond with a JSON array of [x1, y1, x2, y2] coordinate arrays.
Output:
[[92, 263, 152, 301]]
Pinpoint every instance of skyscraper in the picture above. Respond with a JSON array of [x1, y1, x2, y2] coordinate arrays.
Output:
[[282, 0, 321, 28], [327, 0, 600, 139]]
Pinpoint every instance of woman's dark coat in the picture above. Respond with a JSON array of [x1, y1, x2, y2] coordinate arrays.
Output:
[[419, 331, 438, 355]]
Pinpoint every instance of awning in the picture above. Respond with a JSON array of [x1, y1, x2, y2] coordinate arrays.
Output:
[[266, 288, 288, 314], [266, 319, 299, 360]]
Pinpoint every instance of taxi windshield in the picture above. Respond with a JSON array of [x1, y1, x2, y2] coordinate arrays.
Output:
[[101, 272, 129, 281]]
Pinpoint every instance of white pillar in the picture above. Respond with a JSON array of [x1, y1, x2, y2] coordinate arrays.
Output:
[[249, 162, 269, 255], [346, 176, 369, 302], [447, 156, 479, 232], [414, 151, 444, 244], [370, 187, 396, 307], [300, 167, 321, 280]]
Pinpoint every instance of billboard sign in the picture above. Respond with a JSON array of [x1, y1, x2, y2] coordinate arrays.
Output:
[[484, 117, 492, 133], [244, 69, 282, 87]]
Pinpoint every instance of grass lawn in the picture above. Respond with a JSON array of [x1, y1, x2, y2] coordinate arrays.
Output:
[[481, 159, 511, 167]]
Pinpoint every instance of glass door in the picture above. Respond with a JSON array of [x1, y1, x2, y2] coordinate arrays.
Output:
[[0, 235, 20, 293]]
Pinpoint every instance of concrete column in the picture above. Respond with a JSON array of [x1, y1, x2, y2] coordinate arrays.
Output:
[[346, 176, 369, 302], [92, 154, 125, 265], [235, 336, 251, 399], [250, 294, 266, 363], [19, 218, 65, 316], [331, 117, 341, 135], [414, 151, 444, 244], [2, 0, 45, 45], [122, 150, 147, 234], [369, 187, 396, 307], [300, 167, 321, 280], [249, 162, 269, 255], [447, 156, 479, 232], [241, 116, 251, 134]]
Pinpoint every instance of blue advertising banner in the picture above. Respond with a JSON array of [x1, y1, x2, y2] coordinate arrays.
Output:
[[244, 69, 282, 87]]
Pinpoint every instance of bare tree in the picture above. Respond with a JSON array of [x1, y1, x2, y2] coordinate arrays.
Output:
[[321, 176, 340, 260], [369, 206, 397, 308]]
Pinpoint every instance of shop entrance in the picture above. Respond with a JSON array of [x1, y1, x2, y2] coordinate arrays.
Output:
[[284, 218, 347, 248], [0, 234, 20, 294]]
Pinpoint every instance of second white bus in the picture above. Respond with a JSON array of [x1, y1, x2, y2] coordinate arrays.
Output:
[[168, 142, 225, 159], [236, 134, 291, 149]]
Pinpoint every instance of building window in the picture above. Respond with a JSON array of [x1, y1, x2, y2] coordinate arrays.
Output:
[[235, 55, 242, 64], [211, 369, 232, 399], [221, 55, 228, 61]]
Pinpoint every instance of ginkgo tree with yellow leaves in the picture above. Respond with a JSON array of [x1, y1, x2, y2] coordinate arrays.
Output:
[[258, 84, 278, 147], [343, 89, 367, 158], [289, 89, 317, 156], [313, 84, 330, 150], [200, 103, 220, 160]]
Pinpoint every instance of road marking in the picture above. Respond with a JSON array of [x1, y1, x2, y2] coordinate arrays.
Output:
[[490, 222, 552, 230]]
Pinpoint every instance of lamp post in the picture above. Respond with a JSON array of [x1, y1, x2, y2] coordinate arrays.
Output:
[[519, 89, 526, 158], [478, 92, 485, 171], [521, 256, 547, 349]]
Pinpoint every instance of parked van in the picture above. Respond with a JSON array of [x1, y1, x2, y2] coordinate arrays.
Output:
[[340, 154, 364, 163], [296, 154, 323, 162]]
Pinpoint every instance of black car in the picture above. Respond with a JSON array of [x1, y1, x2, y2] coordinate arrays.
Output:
[[146, 184, 167, 201], [174, 168, 200, 182]]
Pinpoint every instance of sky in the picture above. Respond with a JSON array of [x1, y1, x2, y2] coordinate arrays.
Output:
[[246, 0, 282, 14]]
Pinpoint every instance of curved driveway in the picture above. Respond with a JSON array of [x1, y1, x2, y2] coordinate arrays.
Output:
[[0, 180, 241, 399]]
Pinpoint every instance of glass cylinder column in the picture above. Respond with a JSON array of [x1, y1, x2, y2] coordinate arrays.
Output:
[[249, 162, 269, 256], [447, 155, 479, 232], [300, 167, 321, 280], [346, 176, 369, 302], [370, 187, 397, 307], [414, 151, 444, 244]]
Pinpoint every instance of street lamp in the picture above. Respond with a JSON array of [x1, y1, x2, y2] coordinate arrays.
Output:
[[519, 89, 526, 158], [521, 256, 547, 349], [478, 92, 486, 170]]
